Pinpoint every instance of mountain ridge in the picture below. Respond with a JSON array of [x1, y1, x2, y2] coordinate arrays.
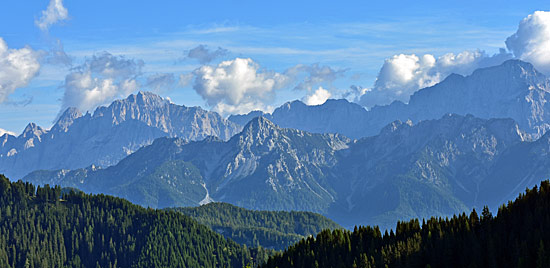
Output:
[[24, 114, 546, 229], [0, 91, 241, 179], [230, 60, 550, 140]]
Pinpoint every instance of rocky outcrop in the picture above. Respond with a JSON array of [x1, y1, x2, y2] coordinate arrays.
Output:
[[0, 91, 241, 179]]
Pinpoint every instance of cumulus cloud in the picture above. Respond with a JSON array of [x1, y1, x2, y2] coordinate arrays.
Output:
[[184, 45, 228, 64], [192, 57, 289, 115], [358, 49, 513, 108], [355, 11, 550, 109], [145, 73, 177, 93], [0, 128, 16, 137], [286, 63, 346, 91], [506, 11, 550, 74], [302, 87, 332, 105], [59, 52, 143, 114], [0, 38, 41, 104], [188, 59, 346, 114], [35, 0, 68, 32]]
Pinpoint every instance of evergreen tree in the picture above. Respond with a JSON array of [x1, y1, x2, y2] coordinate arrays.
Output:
[[263, 180, 550, 268], [0, 175, 267, 268]]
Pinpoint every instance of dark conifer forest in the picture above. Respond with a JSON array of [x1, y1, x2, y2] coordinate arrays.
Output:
[[263, 180, 550, 268], [173, 202, 341, 250], [0, 175, 269, 268], [2, 172, 550, 268]]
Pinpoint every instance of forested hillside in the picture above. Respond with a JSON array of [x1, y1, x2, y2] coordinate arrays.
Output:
[[174, 203, 341, 250], [0, 175, 269, 268], [263, 180, 550, 268]]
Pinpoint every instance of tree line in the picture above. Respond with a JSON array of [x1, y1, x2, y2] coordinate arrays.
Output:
[[0, 175, 269, 268], [173, 202, 341, 250], [263, 180, 550, 268]]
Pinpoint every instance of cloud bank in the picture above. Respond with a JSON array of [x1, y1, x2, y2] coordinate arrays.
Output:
[[35, 0, 68, 32], [192, 58, 289, 115], [506, 11, 550, 74], [0, 38, 41, 104], [355, 11, 550, 108], [188, 58, 349, 114], [59, 52, 143, 114]]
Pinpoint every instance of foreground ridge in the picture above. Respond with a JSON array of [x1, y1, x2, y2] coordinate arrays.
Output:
[[264, 180, 550, 268], [0, 174, 268, 268], [173, 202, 341, 250]]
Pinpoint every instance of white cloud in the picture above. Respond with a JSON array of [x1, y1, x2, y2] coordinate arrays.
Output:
[[302, 87, 332, 106], [0, 38, 41, 104], [35, 0, 69, 32], [355, 11, 550, 108], [0, 128, 16, 137], [192, 57, 289, 115], [358, 49, 512, 108], [59, 52, 143, 114], [506, 11, 550, 74]]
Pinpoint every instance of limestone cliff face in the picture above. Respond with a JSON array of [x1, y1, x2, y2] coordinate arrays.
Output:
[[24, 116, 351, 213], [0, 91, 241, 179]]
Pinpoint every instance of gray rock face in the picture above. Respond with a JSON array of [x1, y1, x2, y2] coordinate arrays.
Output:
[[331, 114, 528, 228], [231, 60, 550, 139], [24, 115, 548, 229], [24, 117, 351, 212], [228, 110, 267, 126], [390, 60, 550, 136], [0, 91, 241, 179]]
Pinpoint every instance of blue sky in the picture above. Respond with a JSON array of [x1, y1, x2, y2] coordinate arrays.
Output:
[[0, 0, 548, 134]]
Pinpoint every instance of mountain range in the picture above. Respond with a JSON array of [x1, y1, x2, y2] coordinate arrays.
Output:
[[0, 91, 241, 179], [23, 112, 549, 229], [24, 116, 350, 213], [230, 60, 550, 139], [9, 59, 550, 229]]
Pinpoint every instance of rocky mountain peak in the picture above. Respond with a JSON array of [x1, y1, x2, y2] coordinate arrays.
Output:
[[92, 91, 171, 119], [469, 59, 547, 87], [52, 107, 83, 132], [493, 59, 540, 75], [22, 123, 46, 139], [241, 116, 279, 138], [228, 110, 267, 126], [275, 100, 307, 113], [321, 98, 360, 108], [378, 119, 413, 135], [0, 91, 241, 179], [132, 91, 169, 107]]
